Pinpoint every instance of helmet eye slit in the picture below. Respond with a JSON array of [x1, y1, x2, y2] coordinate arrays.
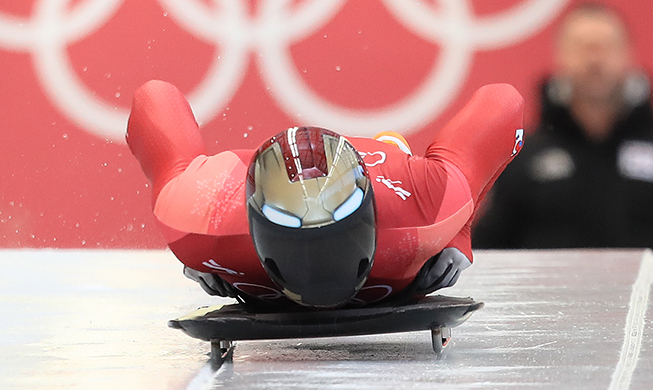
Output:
[[333, 187, 364, 221], [261, 204, 301, 228]]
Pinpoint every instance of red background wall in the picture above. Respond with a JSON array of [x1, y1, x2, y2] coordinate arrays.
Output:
[[1, 0, 651, 248]]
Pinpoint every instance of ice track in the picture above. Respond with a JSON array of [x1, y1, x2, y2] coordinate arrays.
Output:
[[1, 249, 651, 389]]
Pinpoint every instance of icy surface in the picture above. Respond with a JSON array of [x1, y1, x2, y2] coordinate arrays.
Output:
[[0, 249, 651, 389]]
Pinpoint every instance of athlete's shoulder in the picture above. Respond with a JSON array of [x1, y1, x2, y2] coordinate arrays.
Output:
[[228, 149, 256, 165], [348, 135, 412, 155], [347, 136, 381, 149]]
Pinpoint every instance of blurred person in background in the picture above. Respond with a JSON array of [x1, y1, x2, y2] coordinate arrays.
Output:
[[473, 2, 653, 249]]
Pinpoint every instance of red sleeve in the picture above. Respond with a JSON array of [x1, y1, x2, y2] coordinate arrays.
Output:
[[426, 83, 524, 205], [126, 80, 207, 200], [126, 80, 255, 239], [126, 81, 258, 276], [426, 84, 524, 260], [446, 223, 473, 262]]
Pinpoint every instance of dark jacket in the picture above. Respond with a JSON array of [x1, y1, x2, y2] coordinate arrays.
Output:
[[473, 75, 653, 249]]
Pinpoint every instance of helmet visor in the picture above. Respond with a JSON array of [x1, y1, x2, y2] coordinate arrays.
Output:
[[248, 189, 376, 308]]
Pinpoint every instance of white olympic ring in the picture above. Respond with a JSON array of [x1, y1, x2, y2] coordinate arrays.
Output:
[[0, 0, 569, 142]]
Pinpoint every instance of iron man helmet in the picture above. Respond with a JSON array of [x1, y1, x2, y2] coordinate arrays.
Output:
[[246, 127, 376, 308]]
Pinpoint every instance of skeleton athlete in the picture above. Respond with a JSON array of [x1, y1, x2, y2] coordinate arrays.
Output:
[[127, 80, 524, 308]]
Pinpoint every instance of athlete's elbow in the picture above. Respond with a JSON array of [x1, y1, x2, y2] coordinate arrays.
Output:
[[476, 83, 524, 114]]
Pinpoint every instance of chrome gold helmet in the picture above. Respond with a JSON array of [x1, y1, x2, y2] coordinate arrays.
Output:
[[246, 127, 376, 308]]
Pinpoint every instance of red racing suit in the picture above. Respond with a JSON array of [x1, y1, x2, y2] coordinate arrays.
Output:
[[127, 80, 524, 304]]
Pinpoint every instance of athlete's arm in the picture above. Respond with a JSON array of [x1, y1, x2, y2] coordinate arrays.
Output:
[[409, 84, 524, 296], [426, 83, 524, 203], [425, 83, 525, 261], [126, 80, 206, 199], [126, 80, 251, 237]]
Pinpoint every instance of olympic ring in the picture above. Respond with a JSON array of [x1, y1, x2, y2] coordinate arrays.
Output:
[[0, 0, 569, 142], [0, 0, 126, 141]]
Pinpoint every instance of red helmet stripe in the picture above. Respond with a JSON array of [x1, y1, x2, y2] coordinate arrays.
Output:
[[274, 127, 330, 182]]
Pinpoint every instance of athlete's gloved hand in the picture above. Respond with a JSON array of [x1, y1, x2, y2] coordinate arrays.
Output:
[[413, 248, 472, 295], [183, 266, 239, 298]]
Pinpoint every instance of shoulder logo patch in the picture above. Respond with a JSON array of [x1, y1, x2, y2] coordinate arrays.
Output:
[[512, 129, 524, 156]]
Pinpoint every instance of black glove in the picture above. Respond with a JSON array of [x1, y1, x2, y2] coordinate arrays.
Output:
[[413, 248, 472, 295], [183, 266, 239, 298]]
